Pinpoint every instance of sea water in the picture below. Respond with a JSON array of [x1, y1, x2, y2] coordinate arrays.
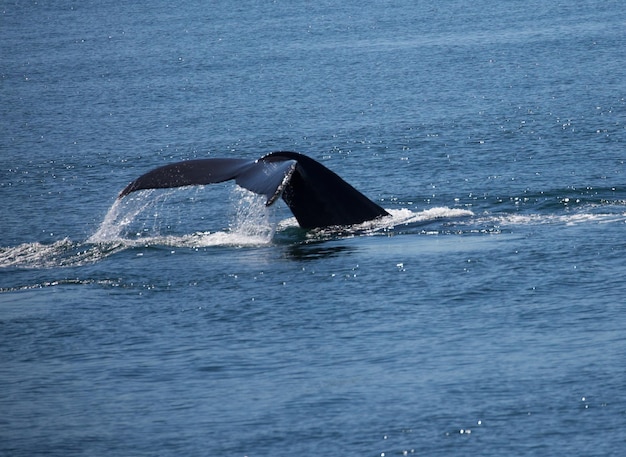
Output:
[[1, 1, 625, 455]]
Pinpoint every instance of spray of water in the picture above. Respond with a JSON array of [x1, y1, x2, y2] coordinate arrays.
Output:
[[88, 190, 167, 243], [228, 187, 275, 241], [9, 183, 621, 270], [86, 186, 276, 248]]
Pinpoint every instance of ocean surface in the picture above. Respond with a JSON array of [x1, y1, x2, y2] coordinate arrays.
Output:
[[2, 1, 625, 455]]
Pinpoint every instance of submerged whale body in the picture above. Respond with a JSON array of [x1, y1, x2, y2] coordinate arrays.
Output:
[[119, 151, 389, 229]]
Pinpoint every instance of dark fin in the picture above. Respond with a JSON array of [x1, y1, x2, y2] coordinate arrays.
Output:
[[117, 157, 297, 206], [118, 158, 252, 199], [117, 152, 388, 229], [262, 152, 389, 229], [235, 159, 297, 206]]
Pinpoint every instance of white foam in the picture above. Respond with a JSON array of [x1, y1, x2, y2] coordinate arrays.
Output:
[[0, 238, 125, 269], [120, 230, 273, 249], [296, 207, 475, 240], [385, 207, 475, 226], [483, 211, 626, 227], [6, 194, 622, 270], [0, 239, 70, 268], [345, 207, 475, 233]]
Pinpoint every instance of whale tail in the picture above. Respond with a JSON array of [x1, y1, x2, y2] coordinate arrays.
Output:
[[118, 151, 389, 229]]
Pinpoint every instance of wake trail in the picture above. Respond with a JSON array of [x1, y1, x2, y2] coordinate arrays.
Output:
[[3, 186, 624, 270]]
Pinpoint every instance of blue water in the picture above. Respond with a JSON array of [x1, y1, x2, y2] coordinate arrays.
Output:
[[2, 1, 626, 455]]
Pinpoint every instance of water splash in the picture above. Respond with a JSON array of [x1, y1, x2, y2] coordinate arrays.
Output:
[[482, 211, 626, 227], [0, 187, 277, 269], [86, 186, 276, 248], [88, 189, 165, 243], [381, 207, 475, 228], [4, 189, 623, 270], [299, 207, 476, 239], [228, 187, 275, 242], [119, 189, 276, 248], [0, 238, 125, 269]]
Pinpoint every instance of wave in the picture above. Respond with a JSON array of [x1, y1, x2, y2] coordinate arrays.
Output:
[[0, 232, 274, 271], [1, 186, 624, 270], [0, 238, 126, 269], [0, 205, 474, 269], [483, 211, 626, 227]]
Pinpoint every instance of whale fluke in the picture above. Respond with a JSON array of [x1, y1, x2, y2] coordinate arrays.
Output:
[[118, 151, 389, 229]]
